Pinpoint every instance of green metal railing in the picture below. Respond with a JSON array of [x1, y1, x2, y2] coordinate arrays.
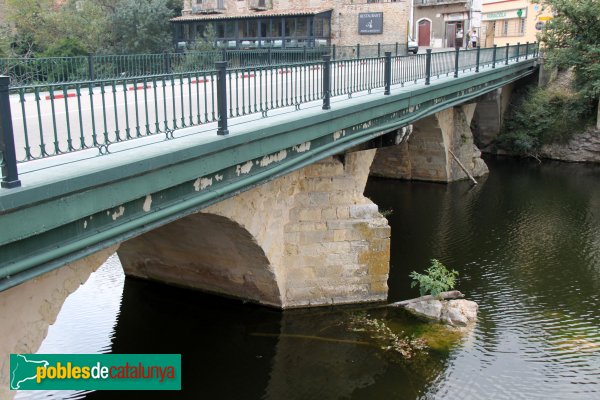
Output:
[[0, 43, 410, 86], [0, 43, 538, 189]]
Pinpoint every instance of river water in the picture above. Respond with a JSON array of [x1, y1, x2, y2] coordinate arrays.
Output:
[[20, 156, 600, 399]]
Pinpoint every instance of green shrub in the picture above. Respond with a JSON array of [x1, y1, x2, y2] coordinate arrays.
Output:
[[498, 84, 595, 156], [410, 259, 459, 298]]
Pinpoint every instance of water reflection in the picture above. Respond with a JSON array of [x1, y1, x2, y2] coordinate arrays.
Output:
[[18, 157, 600, 399], [17, 255, 125, 400]]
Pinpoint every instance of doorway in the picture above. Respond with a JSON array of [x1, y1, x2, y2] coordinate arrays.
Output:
[[418, 20, 431, 47]]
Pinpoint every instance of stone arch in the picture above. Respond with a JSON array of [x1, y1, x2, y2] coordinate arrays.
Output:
[[118, 213, 283, 307]]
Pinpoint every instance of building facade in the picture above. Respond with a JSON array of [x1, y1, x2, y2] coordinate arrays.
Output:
[[171, 0, 409, 49], [413, 0, 475, 49], [480, 0, 552, 47]]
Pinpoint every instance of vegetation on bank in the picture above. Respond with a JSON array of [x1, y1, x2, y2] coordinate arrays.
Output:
[[497, 0, 600, 156], [1, 0, 183, 58], [499, 79, 596, 156]]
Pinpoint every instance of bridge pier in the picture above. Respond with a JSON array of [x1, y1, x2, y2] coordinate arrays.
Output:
[[371, 105, 488, 182], [118, 149, 390, 309], [0, 246, 116, 400], [471, 84, 515, 151]]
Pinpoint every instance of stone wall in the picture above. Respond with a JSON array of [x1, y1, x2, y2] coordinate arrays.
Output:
[[0, 246, 117, 400], [119, 150, 390, 309], [331, 2, 409, 48], [540, 130, 600, 163], [471, 83, 514, 151], [370, 104, 489, 182]]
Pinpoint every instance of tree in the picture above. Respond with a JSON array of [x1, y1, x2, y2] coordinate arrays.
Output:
[[110, 0, 175, 54], [537, 0, 600, 99]]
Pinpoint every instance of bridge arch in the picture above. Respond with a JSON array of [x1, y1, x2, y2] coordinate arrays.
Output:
[[118, 212, 283, 307]]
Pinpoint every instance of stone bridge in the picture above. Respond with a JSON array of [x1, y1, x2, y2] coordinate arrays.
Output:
[[0, 53, 537, 395]]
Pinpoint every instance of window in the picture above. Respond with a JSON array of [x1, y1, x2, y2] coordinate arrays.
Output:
[[296, 18, 308, 37], [520, 18, 526, 34], [247, 20, 258, 37], [285, 19, 296, 37]]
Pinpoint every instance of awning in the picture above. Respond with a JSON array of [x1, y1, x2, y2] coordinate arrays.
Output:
[[171, 8, 332, 23]]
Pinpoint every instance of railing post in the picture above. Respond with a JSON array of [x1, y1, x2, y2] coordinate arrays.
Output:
[[475, 45, 481, 72], [163, 52, 170, 74], [377, 43, 381, 58], [0, 76, 21, 189], [332, 44, 336, 61], [88, 54, 95, 81], [356, 43, 360, 59], [395, 42, 399, 56], [505, 43, 509, 65], [525, 41, 529, 59], [384, 51, 391, 95], [322, 54, 331, 110], [303, 46, 307, 61], [425, 49, 432, 85], [222, 48, 227, 64], [454, 47, 460, 78], [215, 61, 229, 135], [516, 42, 520, 62], [268, 47, 272, 65], [492, 44, 497, 69]]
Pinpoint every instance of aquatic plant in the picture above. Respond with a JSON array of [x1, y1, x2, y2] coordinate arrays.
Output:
[[410, 259, 459, 298], [347, 312, 426, 359]]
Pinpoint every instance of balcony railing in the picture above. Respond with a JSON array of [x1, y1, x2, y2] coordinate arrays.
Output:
[[248, 0, 270, 10], [414, 0, 468, 6], [191, 0, 225, 13]]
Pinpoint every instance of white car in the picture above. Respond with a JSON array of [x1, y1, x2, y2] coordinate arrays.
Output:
[[408, 37, 418, 54]]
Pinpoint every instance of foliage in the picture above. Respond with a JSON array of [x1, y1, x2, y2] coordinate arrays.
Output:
[[173, 25, 218, 73], [4, 0, 177, 55], [498, 83, 595, 156], [42, 38, 89, 58], [536, 0, 600, 99], [109, 0, 174, 54], [409, 259, 459, 298], [347, 312, 427, 359]]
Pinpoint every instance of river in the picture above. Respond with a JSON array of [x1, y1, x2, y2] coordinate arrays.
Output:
[[18, 156, 600, 399]]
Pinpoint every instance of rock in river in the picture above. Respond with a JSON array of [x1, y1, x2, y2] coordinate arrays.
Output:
[[391, 291, 478, 326]]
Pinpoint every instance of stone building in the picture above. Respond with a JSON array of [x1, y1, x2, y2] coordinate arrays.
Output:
[[171, 0, 409, 48], [413, 0, 476, 49]]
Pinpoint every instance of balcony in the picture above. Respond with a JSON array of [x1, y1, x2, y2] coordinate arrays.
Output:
[[415, 0, 468, 6], [191, 0, 226, 14], [248, 0, 271, 10]]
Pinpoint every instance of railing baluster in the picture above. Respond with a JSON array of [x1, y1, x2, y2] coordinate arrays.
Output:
[[454, 47, 460, 78]]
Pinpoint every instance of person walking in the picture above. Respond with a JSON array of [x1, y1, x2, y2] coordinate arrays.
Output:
[[471, 30, 478, 48], [455, 28, 464, 48]]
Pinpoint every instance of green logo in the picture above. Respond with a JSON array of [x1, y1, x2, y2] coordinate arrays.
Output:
[[10, 354, 181, 391], [517, 9, 523, 18]]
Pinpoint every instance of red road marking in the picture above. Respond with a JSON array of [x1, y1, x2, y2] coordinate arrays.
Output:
[[191, 79, 207, 84], [45, 93, 77, 100]]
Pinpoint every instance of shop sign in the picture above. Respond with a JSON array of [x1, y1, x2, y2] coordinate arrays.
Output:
[[358, 13, 383, 35], [482, 9, 528, 21]]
